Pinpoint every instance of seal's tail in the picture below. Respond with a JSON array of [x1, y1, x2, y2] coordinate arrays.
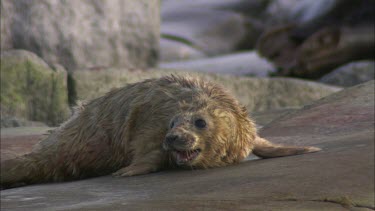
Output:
[[252, 136, 321, 158]]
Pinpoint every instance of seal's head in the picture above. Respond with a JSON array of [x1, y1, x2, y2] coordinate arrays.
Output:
[[163, 101, 256, 169]]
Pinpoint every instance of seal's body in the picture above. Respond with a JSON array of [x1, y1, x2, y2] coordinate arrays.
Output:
[[1, 75, 320, 188]]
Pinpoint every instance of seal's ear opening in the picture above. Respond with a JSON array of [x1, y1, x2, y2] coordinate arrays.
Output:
[[252, 136, 321, 158]]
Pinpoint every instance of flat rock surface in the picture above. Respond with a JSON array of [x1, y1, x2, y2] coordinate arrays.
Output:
[[1, 81, 373, 211]]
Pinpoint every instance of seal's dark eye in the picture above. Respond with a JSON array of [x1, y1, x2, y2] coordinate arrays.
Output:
[[194, 119, 206, 129], [170, 121, 175, 128]]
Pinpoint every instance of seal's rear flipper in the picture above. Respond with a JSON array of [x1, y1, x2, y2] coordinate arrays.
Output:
[[252, 136, 321, 159], [0, 157, 30, 189], [0, 154, 47, 189]]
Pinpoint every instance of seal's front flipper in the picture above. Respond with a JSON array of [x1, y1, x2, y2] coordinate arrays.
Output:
[[252, 136, 321, 159], [112, 148, 163, 177], [112, 163, 159, 177]]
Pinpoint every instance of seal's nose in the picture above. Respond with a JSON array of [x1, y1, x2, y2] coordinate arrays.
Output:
[[166, 135, 178, 145], [165, 133, 196, 150]]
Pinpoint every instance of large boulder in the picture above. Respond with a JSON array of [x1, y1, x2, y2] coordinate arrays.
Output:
[[319, 61, 375, 87], [0, 50, 70, 126], [72, 68, 340, 113], [1, 0, 160, 71], [1, 81, 373, 210]]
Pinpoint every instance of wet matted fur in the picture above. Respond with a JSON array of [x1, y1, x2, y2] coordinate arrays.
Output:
[[1, 75, 320, 189]]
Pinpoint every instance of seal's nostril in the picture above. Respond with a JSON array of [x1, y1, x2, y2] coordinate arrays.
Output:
[[166, 135, 178, 144]]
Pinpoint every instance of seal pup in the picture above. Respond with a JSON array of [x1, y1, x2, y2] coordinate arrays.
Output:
[[1, 75, 320, 188]]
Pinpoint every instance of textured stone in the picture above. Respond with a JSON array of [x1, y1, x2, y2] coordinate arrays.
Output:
[[0, 50, 70, 126], [1, 81, 373, 210], [1, 0, 160, 71], [319, 61, 375, 87], [0, 127, 50, 161], [251, 108, 298, 127], [72, 68, 340, 113]]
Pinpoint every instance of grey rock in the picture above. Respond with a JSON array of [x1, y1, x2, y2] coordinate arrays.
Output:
[[265, 0, 339, 24], [265, 0, 301, 23], [290, 0, 338, 24], [1, 127, 50, 161], [0, 0, 14, 50], [161, 0, 268, 55], [1, 117, 46, 128], [71, 68, 340, 113], [1, 81, 373, 210], [251, 108, 299, 127], [0, 49, 51, 69], [159, 38, 206, 62], [319, 61, 375, 87], [1, 127, 51, 138], [0, 50, 70, 126], [1, 0, 160, 71], [159, 51, 276, 77]]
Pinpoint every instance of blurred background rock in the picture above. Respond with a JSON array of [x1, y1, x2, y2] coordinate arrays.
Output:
[[1, 0, 160, 70], [1, 0, 374, 127], [257, 0, 374, 79]]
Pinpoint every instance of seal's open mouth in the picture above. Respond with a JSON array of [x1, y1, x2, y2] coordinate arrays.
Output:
[[172, 149, 201, 165]]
